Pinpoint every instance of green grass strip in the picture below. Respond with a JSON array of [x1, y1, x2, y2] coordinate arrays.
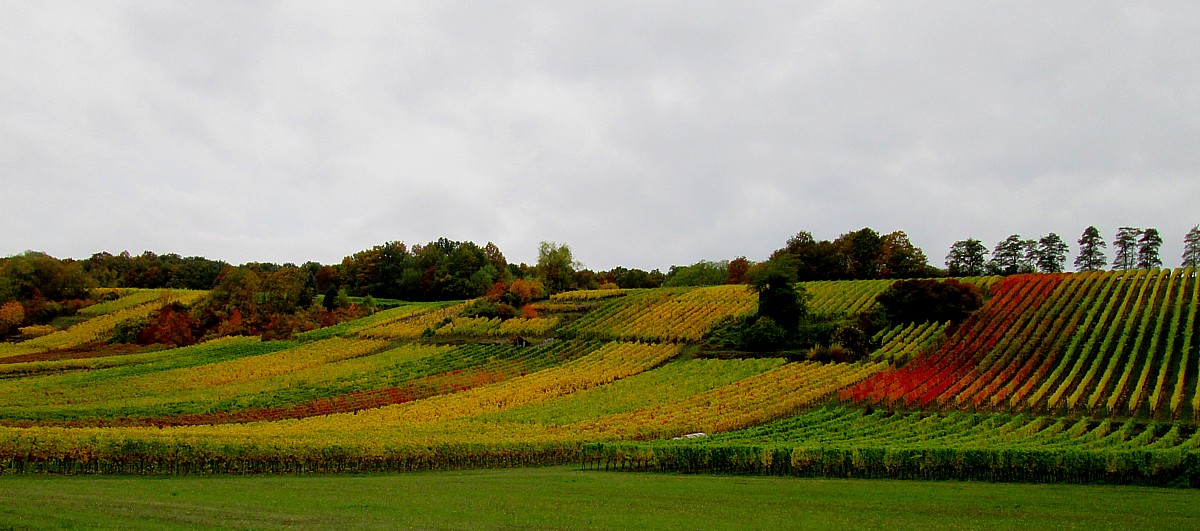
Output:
[[0, 467, 1198, 529]]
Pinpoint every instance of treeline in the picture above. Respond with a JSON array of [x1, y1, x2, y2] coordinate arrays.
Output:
[[0, 251, 366, 343], [766, 229, 937, 281], [4, 224, 1197, 342], [946, 225, 1200, 276], [0, 227, 995, 342], [0, 239, 616, 341]]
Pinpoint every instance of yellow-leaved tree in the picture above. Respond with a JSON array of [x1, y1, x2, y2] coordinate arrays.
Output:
[[0, 301, 23, 337]]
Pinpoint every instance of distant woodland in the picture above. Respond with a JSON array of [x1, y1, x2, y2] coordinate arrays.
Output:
[[3, 225, 1197, 345]]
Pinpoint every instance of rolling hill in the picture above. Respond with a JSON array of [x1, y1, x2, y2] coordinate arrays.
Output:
[[0, 270, 1197, 486]]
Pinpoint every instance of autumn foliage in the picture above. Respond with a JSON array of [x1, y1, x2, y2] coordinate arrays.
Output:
[[136, 303, 198, 347], [0, 302, 23, 336]]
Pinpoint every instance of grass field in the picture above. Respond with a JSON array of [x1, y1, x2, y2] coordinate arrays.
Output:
[[1, 466, 1198, 529]]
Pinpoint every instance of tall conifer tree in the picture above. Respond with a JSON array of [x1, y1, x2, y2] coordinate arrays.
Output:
[[1074, 226, 1107, 271], [1183, 225, 1200, 268], [987, 235, 1027, 275], [1136, 228, 1163, 269], [1036, 233, 1069, 273], [1112, 227, 1141, 270]]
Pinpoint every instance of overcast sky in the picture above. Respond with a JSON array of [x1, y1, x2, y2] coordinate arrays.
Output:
[[3, 1, 1197, 271]]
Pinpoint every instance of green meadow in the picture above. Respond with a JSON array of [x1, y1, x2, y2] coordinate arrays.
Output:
[[1, 466, 1198, 529]]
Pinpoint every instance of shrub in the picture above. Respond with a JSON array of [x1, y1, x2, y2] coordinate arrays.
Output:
[[740, 316, 788, 351], [875, 278, 982, 325], [137, 303, 199, 347], [464, 299, 517, 320], [18, 324, 56, 338], [0, 301, 24, 336]]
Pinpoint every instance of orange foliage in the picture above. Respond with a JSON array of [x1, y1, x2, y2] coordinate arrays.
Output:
[[508, 279, 545, 305], [138, 303, 199, 347], [485, 281, 508, 302], [216, 307, 245, 337], [0, 301, 24, 335], [726, 256, 751, 284], [521, 304, 538, 319]]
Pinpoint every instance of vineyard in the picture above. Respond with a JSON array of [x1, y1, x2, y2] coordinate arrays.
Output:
[[582, 406, 1200, 486], [842, 269, 1200, 421], [0, 272, 1198, 486], [0, 289, 205, 359]]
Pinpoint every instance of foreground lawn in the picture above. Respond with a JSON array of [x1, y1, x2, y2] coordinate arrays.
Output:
[[1, 466, 1198, 529]]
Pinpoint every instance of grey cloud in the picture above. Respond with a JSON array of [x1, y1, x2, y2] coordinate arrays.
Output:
[[2, 1, 1197, 271]]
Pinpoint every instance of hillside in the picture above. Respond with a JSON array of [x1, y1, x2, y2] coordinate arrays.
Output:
[[0, 270, 1198, 486]]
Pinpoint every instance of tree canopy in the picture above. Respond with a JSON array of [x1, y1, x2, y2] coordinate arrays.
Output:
[[1074, 226, 1107, 272], [534, 241, 579, 294], [663, 260, 729, 287], [1184, 226, 1200, 268], [1137, 228, 1163, 269], [1035, 233, 1069, 273], [1113, 227, 1141, 270], [770, 228, 934, 281], [749, 259, 807, 332], [875, 278, 983, 325], [0, 251, 94, 303], [987, 235, 1035, 275], [340, 239, 508, 301], [946, 239, 988, 276]]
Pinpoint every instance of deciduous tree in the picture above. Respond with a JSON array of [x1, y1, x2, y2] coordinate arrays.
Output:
[[604, 267, 662, 289], [483, 242, 509, 279], [772, 231, 847, 281], [749, 258, 808, 333], [137, 302, 199, 347], [946, 239, 988, 276], [260, 266, 310, 315], [209, 266, 260, 312], [725, 257, 751, 284], [0, 301, 23, 336], [875, 279, 983, 325], [0, 251, 94, 302], [663, 260, 728, 287], [507, 279, 545, 305], [838, 228, 884, 279], [879, 231, 931, 278], [535, 241, 579, 294]]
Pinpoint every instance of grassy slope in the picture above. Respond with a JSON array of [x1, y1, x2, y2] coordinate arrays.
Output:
[[0, 466, 1198, 530]]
